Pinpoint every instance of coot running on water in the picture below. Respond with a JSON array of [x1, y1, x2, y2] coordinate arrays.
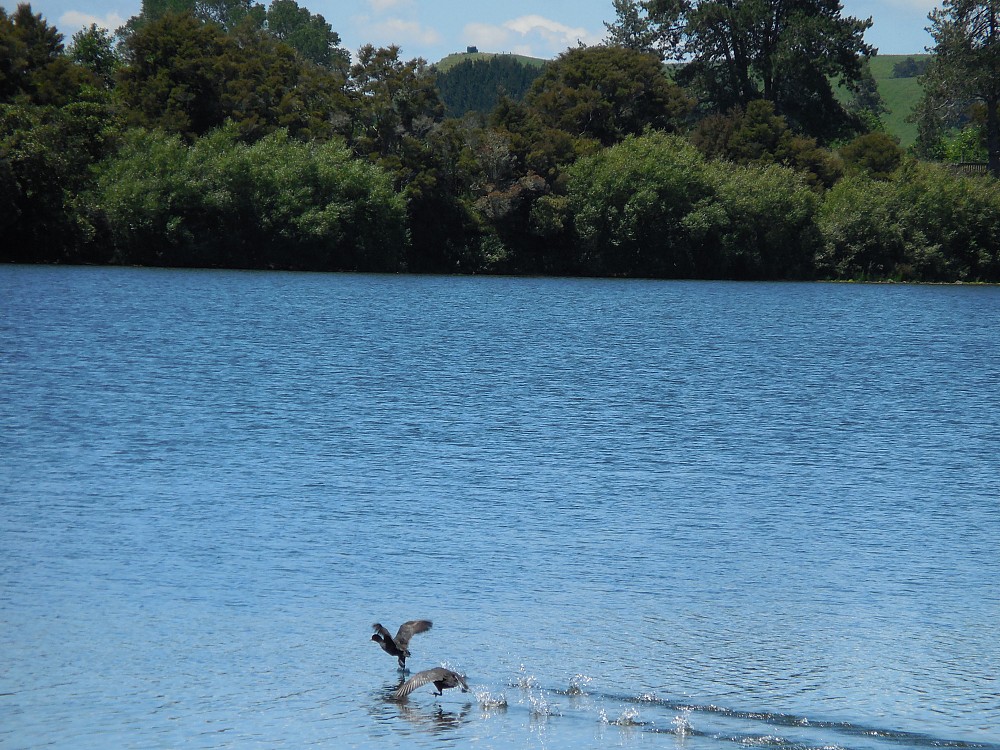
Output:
[[393, 667, 469, 699], [371, 620, 432, 669]]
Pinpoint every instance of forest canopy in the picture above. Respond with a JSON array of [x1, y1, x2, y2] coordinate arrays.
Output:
[[2, 0, 999, 282]]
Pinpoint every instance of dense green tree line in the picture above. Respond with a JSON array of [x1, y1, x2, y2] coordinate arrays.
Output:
[[2, 1, 999, 281]]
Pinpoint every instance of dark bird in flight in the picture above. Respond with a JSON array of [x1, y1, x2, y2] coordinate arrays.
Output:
[[372, 620, 432, 669], [393, 667, 469, 699]]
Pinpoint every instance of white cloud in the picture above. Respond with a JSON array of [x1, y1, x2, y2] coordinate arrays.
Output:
[[369, 17, 442, 47], [463, 14, 601, 58], [367, 0, 414, 12], [463, 21, 513, 50], [58, 10, 126, 35], [884, 0, 937, 10], [504, 14, 595, 45]]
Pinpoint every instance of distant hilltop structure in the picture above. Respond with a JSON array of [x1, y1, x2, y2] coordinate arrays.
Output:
[[466, 46, 478, 54]]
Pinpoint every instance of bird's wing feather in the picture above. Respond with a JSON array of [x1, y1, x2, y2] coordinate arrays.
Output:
[[372, 623, 393, 641], [393, 667, 446, 699], [394, 619, 432, 647]]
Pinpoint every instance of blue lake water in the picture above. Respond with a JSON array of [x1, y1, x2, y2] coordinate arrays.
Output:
[[1, 265, 999, 750]]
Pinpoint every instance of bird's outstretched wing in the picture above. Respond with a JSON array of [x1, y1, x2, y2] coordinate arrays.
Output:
[[372, 623, 393, 642], [393, 667, 447, 699], [394, 619, 432, 648]]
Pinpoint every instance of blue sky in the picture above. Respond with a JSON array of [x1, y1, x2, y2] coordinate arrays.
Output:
[[25, 0, 940, 61]]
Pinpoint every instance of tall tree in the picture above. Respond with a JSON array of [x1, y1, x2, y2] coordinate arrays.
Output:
[[68, 24, 122, 88], [919, 0, 1000, 176], [524, 45, 693, 147], [348, 45, 444, 160], [265, 0, 348, 71], [116, 11, 232, 137], [1, 4, 98, 105], [644, 0, 876, 142], [603, 0, 662, 54]]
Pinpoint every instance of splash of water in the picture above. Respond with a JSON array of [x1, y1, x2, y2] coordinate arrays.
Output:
[[566, 674, 592, 695], [672, 707, 693, 737], [600, 706, 642, 726], [512, 664, 538, 690], [474, 687, 508, 710]]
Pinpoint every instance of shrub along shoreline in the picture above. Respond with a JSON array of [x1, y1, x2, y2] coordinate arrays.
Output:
[[9, 127, 996, 284]]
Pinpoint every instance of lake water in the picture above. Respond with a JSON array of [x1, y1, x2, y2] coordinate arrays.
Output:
[[2, 265, 999, 750]]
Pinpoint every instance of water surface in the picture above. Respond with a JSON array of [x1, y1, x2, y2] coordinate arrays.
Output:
[[2, 266, 999, 749]]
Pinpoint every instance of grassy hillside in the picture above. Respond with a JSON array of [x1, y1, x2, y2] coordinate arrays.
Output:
[[868, 54, 929, 147], [434, 51, 547, 73]]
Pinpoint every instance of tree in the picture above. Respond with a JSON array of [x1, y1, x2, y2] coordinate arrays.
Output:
[[690, 100, 842, 188], [644, 0, 877, 142], [116, 10, 350, 141], [524, 45, 693, 147], [1, 4, 98, 105], [348, 45, 444, 160], [567, 132, 714, 277], [265, 0, 348, 71], [116, 11, 232, 137], [603, 0, 662, 54], [839, 131, 905, 179], [1, 92, 118, 261], [118, 0, 264, 37], [68, 24, 122, 88], [919, 0, 1000, 177]]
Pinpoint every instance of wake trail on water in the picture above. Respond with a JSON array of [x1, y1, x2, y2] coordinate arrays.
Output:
[[454, 667, 1000, 750]]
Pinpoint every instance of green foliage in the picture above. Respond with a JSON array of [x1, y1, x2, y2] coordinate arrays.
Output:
[[89, 126, 407, 270], [567, 132, 714, 277], [435, 56, 542, 118], [68, 24, 121, 88], [818, 163, 1000, 280], [646, 0, 876, 142], [264, 0, 348, 71], [839, 131, 905, 179], [491, 95, 596, 184], [115, 12, 232, 137], [567, 131, 823, 279], [349, 45, 444, 159], [222, 25, 351, 142], [892, 57, 929, 78], [816, 176, 914, 279], [115, 11, 350, 141], [1, 4, 99, 105], [3, 4, 998, 284], [695, 162, 822, 279], [942, 123, 989, 162], [603, 0, 663, 55], [119, 0, 262, 36], [691, 100, 842, 188], [525, 45, 693, 147], [0, 91, 118, 261], [919, 1, 1000, 175]]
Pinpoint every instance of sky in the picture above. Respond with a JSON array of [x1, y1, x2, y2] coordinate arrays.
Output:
[[21, 0, 941, 61]]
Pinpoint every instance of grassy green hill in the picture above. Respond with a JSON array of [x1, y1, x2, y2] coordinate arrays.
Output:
[[868, 54, 929, 147], [434, 51, 547, 73]]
